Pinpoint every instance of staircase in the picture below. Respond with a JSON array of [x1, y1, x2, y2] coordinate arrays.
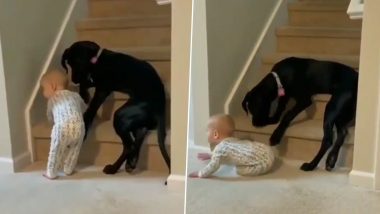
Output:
[[234, 0, 361, 168], [32, 0, 171, 172]]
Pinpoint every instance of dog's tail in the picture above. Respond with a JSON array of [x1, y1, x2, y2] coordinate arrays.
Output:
[[156, 108, 171, 175], [61, 48, 70, 72], [242, 91, 251, 115]]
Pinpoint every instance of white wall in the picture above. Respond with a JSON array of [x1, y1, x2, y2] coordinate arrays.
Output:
[[229, 0, 292, 115], [170, 0, 192, 178], [190, 0, 281, 147], [0, 37, 13, 166], [189, 0, 210, 148], [349, 0, 380, 190], [206, 0, 278, 115], [0, 0, 76, 170]]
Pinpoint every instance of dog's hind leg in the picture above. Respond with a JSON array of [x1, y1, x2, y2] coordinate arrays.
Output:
[[103, 132, 133, 174], [125, 127, 149, 173], [270, 98, 312, 145], [325, 125, 348, 171], [300, 93, 353, 171], [325, 95, 355, 171]]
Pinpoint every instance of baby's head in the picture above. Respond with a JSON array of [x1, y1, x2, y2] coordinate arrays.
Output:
[[207, 114, 235, 148], [40, 70, 69, 99]]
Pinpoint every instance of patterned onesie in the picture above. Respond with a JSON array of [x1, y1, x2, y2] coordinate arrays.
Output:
[[46, 90, 86, 178], [198, 137, 275, 178]]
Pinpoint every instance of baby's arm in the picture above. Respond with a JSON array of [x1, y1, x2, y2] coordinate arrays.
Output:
[[197, 152, 223, 178], [190, 144, 227, 178], [197, 152, 212, 161]]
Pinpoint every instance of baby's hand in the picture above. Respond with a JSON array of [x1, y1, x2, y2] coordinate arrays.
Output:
[[189, 171, 200, 178], [197, 152, 212, 161]]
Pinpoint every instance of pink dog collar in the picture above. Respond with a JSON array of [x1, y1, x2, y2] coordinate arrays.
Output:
[[271, 72, 285, 97], [90, 48, 103, 64]]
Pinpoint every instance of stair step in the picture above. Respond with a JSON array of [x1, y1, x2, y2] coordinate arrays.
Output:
[[277, 26, 361, 38], [33, 120, 170, 171], [262, 52, 359, 69], [289, 2, 352, 12], [234, 130, 353, 168], [110, 46, 171, 61], [277, 26, 361, 55], [234, 115, 354, 144], [88, 0, 171, 18], [77, 25, 171, 48], [288, 2, 362, 28], [77, 15, 171, 30], [33, 120, 170, 145], [96, 97, 171, 124]]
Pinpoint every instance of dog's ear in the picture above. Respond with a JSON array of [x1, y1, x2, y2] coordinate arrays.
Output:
[[61, 48, 70, 72]]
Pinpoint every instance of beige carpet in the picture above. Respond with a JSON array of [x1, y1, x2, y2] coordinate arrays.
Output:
[[186, 146, 380, 214], [0, 162, 184, 214]]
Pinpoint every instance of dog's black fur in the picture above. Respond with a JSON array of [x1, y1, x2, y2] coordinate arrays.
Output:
[[242, 57, 358, 171], [61, 41, 170, 175]]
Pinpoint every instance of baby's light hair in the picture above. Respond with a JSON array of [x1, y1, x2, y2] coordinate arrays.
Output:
[[40, 70, 69, 89], [208, 114, 235, 136]]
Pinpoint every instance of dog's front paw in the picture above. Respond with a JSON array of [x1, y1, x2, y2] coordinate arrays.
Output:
[[103, 164, 119, 174], [300, 162, 317, 171], [269, 131, 282, 146]]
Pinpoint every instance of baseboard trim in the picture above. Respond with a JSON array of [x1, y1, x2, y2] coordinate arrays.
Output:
[[0, 152, 31, 173], [167, 174, 185, 192], [13, 151, 31, 172], [349, 170, 375, 189]]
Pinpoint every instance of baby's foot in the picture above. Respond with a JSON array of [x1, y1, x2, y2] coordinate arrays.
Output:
[[64, 170, 76, 176], [42, 173, 57, 180]]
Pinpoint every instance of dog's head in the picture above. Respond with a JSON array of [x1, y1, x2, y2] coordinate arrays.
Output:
[[242, 76, 277, 127], [61, 41, 100, 84]]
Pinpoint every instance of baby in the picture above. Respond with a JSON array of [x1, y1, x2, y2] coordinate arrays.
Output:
[[40, 70, 86, 179], [189, 114, 275, 178]]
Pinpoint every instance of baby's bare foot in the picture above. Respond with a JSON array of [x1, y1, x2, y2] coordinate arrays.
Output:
[[42, 173, 57, 180], [64, 170, 76, 176]]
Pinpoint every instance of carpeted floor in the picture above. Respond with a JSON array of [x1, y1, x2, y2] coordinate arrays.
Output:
[[186, 146, 380, 214], [0, 162, 184, 214]]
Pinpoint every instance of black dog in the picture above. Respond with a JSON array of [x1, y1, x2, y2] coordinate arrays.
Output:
[[242, 57, 358, 171], [61, 41, 170, 175]]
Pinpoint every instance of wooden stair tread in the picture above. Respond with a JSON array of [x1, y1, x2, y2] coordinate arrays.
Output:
[[234, 115, 354, 144], [33, 120, 170, 146], [262, 52, 359, 69], [277, 26, 361, 38], [77, 15, 171, 30], [110, 46, 171, 61]]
